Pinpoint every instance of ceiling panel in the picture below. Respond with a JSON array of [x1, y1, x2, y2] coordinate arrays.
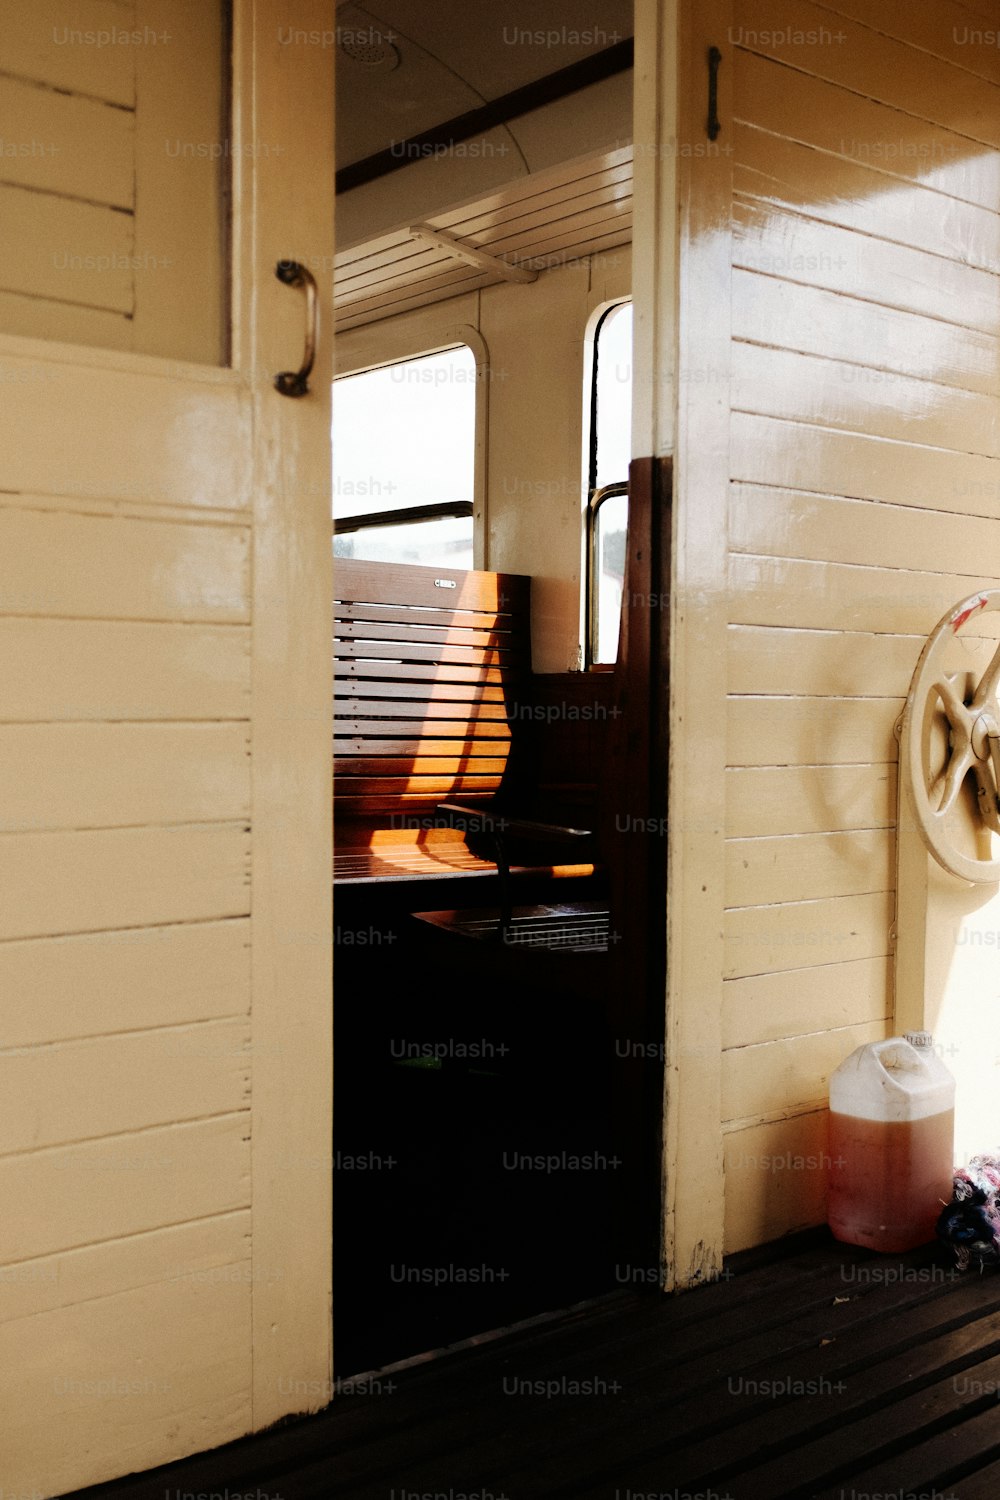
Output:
[[336, 0, 633, 169], [335, 145, 633, 331], [359, 0, 633, 99]]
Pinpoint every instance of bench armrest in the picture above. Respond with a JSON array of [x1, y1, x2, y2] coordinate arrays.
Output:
[[435, 801, 593, 844]]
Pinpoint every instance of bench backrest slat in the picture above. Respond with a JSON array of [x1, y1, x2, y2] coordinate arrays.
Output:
[[334, 557, 530, 824]]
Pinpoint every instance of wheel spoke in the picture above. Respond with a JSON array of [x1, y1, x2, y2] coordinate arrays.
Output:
[[932, 673, 973, 737], [936, 741, 974, 817], [972, 639, 1000, 714]]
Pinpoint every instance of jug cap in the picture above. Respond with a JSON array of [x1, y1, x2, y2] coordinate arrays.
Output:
[[903, 1030, 935, 1048]]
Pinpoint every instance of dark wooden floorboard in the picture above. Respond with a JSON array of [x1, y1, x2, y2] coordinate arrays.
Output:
[[59, 1239, 1000, 1500], [487, 1283, 1000, 1499], [955, 1453, 1000, 1498]]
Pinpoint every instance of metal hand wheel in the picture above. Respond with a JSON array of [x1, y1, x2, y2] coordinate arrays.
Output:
[[901, 590, 1000, 883]]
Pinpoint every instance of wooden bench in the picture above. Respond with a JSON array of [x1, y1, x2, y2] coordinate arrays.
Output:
[[333, 557, 600, 907]]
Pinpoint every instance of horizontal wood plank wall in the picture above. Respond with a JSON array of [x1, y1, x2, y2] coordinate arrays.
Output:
[[0, 381, 253, 1492], [0, 1, 226, 363], [721, 0, 1000, 1251]]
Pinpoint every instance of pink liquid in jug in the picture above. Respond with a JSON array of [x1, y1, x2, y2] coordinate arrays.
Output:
[[828, 1107, 954, 1253]]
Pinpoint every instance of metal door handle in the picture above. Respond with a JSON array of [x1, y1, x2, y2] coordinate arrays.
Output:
[[274, 260, 318, 397], [707, 46, 722, 141]]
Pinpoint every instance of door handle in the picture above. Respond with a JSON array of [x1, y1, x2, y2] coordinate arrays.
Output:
[[274, 260, 318, 397], [707, 46, 722, 140]]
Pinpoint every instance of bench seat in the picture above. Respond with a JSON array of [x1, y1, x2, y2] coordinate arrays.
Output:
[[333, 842, 596, 885]]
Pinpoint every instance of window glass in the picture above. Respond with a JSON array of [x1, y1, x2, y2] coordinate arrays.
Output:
[[333, 514, 473, 569], [332, 346, 476, 567], [593, 490, 628, 665], [593, 302, 633, 490]]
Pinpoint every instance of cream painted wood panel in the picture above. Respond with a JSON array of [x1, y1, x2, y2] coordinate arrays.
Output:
[[817, 0, 1000, 85], [726, 765, 897, 838], [0, 919, 250, 1049], [2, 1275, 249, 1498], [731, 414, 1000, 516], [0, 290, 130, 350], [730, 487, 1000, 574], [723, 1020, 887, 1123], [726, 696, 899, 767], [129, 0, 228, 364], [0, 77, 134, 205], [732, 344, 999, 459], [0, 1114, 250, 1265], [0, 369, 253, 508], [0, 185, 133, 309], [725, 830, 894, 908], [723, 1110, 829, 1253], [728, 554, 1000, 636], [2, 0, 137, 105], [735, 50, 1000, 212], [734, 127, 1000, 273], [728, 625, 926, 699], [723, 957, 891, 1049], [732, 200, 1000, 335], [0, 0, 228, 362], [732, 269, 1000, 397], [0, 723, 250, 828], [724, 892, 893, 980], [0, 620, 251, 720], [0, 824, 250, 940], [730, 621, 1000, 698], [0, 1210, 250, 1326], [0, 509, 249, 621], [0, 1019, 251, 1153], [733, 0, 1000, 145]]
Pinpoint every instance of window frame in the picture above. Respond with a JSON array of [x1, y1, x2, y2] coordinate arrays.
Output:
[[585, 299, 632, 667]]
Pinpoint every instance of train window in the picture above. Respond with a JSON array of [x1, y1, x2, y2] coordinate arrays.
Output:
[[588, 301, 633, 665], [332, 346, 476, 567]]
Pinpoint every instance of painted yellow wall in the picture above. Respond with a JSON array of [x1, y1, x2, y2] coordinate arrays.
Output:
[[672, 0, 1000, 1254]]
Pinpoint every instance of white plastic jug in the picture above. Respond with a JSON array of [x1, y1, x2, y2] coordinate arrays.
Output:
[[828, 1031, 955, 1252]]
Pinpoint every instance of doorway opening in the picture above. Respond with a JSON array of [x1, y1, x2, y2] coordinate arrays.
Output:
[[330, 0, 663, 1377]]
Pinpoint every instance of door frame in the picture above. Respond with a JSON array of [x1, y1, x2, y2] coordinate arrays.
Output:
[[631, 0, 730, 1287], [236, 0, 335, 1423]]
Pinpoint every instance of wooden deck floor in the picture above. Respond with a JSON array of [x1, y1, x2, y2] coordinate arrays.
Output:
[[63, 1231, 1000, 1500]]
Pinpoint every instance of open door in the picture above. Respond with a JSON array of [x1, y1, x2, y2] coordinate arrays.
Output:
[[0, 4, 333, 1492]]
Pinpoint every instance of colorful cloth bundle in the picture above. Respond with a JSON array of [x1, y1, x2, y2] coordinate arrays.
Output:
[[936, 1154, 1000, 1270]]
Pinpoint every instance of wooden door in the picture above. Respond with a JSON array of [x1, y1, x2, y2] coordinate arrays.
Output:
[[659, 0, 1000, 1270], [0, 3, 334, 1493]]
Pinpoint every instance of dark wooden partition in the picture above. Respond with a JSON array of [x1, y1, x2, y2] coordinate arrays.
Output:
[[603, 454, 672, 1273]]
